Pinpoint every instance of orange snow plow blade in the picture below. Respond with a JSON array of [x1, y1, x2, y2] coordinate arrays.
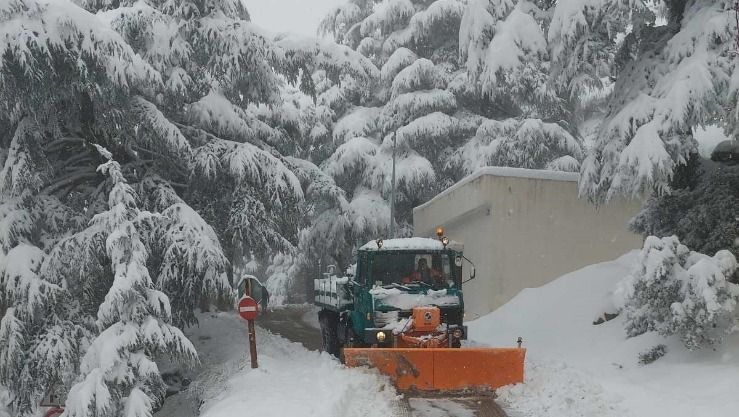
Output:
[[343, 347, 526, 392]]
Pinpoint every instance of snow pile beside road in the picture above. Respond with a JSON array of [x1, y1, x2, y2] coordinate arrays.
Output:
[[496, 361, 624, 417], [469, 251, 739, 417], [194, 313, 399, 417]]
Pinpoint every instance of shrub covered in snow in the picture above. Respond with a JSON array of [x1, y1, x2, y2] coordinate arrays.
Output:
[[617, 236, 739, 350], [638, 344, 667, 365]]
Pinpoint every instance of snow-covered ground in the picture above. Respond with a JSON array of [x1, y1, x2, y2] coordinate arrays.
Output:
[[157, 312, 399, 417], [468, 251, 739, 417]]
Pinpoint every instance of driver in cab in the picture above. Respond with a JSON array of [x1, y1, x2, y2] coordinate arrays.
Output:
[[402, 258, 442, 286]]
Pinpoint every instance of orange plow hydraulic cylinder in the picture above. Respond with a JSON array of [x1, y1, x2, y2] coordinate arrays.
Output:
[[343, 347, 526, 392]]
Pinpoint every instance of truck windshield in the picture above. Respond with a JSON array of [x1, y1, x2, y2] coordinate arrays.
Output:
[[370, 252, 452, 288]]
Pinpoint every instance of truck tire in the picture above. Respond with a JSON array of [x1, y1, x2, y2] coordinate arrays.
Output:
[[339, 319, 358, 364], [319, 310, 340, 357]]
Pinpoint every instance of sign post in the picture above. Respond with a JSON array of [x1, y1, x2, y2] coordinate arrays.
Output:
[[238, 291, 259, 369]]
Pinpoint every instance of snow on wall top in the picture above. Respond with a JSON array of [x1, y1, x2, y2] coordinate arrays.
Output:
[[359, 237, 448, 251], [415, 166, 580, 212]]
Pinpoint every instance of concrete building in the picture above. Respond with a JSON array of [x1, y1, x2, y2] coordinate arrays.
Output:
[[413, 167, 643, 319]]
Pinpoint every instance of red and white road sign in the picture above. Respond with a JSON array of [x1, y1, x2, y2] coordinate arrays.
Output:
[[44, 407, 64, 417], [238, 296, 259, 321]]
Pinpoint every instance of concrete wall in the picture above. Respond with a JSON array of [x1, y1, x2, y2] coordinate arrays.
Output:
[[413, 168, 643, 319]]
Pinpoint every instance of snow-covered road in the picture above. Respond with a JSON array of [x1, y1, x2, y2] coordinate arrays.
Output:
[[155, 311, 399, 417], [259, 306, 508, 417], [155, 307, 507, 417]]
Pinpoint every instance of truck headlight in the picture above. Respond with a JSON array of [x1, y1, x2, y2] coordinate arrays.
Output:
[[376, 331, 387, 342]]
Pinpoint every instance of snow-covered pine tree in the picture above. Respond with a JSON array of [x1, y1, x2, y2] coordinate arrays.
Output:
[[618, 235, 739, 350], [1, 0, 378, 412], [241, 34, 381, 291], [0, 3, 166, 411], [0, 17, 222, 417], [0, 244, 73, 415], [83, 0, 379, 303], [318, 0, 475, 239], [268, 157, 354, 296], [213, 6, 384, 290], [460, 0, 559, 117], [547, 0, 644, 109], [559, 0, 736, 201], [320, 0, 378, 49], [89, 0, 296, 263], [63, 153, 197, 417], [630, 158, 739, 263], [453, 0, 583, 175]]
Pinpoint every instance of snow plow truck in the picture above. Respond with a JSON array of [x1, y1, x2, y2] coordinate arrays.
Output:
[[314, 230, 526, 392]]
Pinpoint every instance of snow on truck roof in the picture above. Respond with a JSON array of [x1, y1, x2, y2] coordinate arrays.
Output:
[[415, 166, 579, 211], [359, 237, 461, 251]]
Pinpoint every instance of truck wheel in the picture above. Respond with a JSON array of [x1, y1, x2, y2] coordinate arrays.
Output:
[[319, 310, 340, 357], [339, 321, 358, 364]]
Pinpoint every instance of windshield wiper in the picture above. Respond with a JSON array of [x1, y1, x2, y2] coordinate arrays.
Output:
[[383, 282, 412, 291]]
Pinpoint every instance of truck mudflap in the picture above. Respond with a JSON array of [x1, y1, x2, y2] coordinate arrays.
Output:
[[343, 347, 526, 392]]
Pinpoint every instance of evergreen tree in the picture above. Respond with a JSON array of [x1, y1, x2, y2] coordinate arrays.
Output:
[[630, 158, 739, 263], [557, 0, 737, 200], [319, 0, 476, 239], [0, 0, 377, 413], [454, 0, 583, 174], [62, 153, 197, 417]]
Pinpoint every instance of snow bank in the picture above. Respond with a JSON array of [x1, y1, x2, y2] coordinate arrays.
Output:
[[468, 252, 739, 417], [193, 313, 399, 417]]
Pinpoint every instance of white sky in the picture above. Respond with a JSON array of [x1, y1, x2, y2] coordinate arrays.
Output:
[[242, 0, 346, 37]]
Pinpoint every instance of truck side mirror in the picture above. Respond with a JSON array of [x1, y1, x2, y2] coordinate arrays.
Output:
[[461, 256, 476, 284]]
